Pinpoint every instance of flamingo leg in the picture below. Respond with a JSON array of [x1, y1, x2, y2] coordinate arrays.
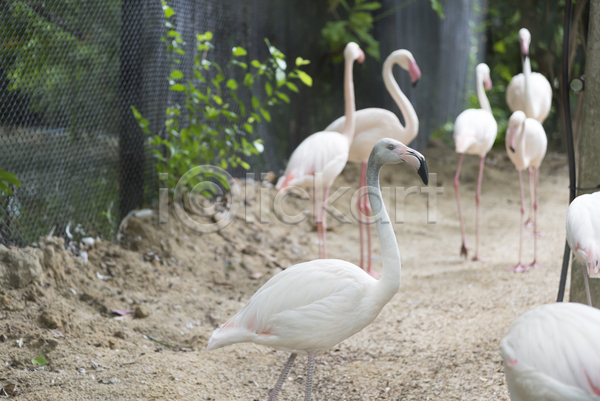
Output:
[[582, 263, 592, 307], [358, 162, 366, 269], [304, 351, 316, 401], [454, 154, 468, 258], [314, 183, 323, 259], [525, 166, 534, 227], [472, 156, 486, 261], [268, 353, 297, 401], [510, 170, 528, 272], [530, 167, 542, 268], [322, 186, 329, 259]]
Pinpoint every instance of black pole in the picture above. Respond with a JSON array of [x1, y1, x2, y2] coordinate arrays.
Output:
[[119, 0, 145, 220], [557, 0, 577, 302]]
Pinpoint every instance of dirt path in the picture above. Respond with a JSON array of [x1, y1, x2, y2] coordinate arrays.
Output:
[[0, 147, 572, 400]]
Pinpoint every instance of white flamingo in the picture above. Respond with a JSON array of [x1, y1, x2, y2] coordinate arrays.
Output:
[[506, 28, 553, 124], [453, 63, 497, 261], [501, 302, 600, 400], [208, 138, 428, 401], [324, 49, 421, 276], [505, 111, 547, 272], [506, 28, 553, 227], [566, 191, 600, 306], [276, 42, 364, 259]]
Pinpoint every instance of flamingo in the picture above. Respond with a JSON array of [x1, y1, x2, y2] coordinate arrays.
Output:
[[500, 302, 600, 400], [207, 138, 428, 401], [566, 191, 600, 306], [453, 63, 497, 261], [324, 49, 421, 276], [506, 28, 552, 227], [276, 42, 364, 259], [505, 111, 547, 272]]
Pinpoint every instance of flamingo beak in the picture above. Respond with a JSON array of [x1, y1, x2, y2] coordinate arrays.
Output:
[[409, 60, 421, 88], [357, 49, 365, 64], [395, 145, 428, 185], [520, 38, 529, 56], [507, 127, 517, 153], [484, 77, 492, 92]]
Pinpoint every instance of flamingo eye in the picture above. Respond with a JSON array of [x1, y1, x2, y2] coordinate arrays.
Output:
[[387, 144, 394, 150]]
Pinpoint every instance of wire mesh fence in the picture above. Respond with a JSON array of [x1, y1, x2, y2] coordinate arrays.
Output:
[[0, 0, 484, 246]]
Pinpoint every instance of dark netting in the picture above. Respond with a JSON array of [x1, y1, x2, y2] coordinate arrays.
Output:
[[0, 0, 484, 246]]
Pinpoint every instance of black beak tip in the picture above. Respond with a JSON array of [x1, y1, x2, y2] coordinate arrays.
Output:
[[417, 159, 428, 185], [510, 146, 515, 153], [412, 80, 419, 88]]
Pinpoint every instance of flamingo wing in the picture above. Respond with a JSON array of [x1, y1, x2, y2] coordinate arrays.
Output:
[[501, 303, 600, 401], [507, 74, 526, 114], [567, 193, 600, 277]]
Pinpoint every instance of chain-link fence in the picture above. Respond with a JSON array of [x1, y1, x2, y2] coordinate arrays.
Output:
[[0, 0, 484, 246]]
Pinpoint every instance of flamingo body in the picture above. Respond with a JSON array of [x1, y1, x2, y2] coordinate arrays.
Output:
[[207, 259, 384, 354], [501, 302, 600, 401], [566, 191, 600, 278], [275, 131, 349, 190], [453, 108, 497, 156], [505, 115, 547, 171], [506, 72, 552, 123]]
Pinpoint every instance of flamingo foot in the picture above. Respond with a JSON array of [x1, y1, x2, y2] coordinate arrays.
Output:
[[460, 243, 468, 259], [472, 255, 486, 262], [366, 269, 382, 279], [509, 263, 529, 273], [529, 261, 543, 269]]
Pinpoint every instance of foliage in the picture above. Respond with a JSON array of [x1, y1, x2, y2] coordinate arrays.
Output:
[[31, 356, 47, 367], [132, 1, 311, 195], [0, 169, 20, 195], [322, 0, 445, 62], [1, 0, 119, 130]]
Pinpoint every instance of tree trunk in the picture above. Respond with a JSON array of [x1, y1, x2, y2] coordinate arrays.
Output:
[[570, 0, 600, 307]]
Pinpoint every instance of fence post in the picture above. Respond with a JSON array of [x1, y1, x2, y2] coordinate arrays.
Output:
[[119, 0, 145, 220]]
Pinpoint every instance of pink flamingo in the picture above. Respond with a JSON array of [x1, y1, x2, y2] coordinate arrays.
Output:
[[501, 303, 600, 400], [506, 28, 552, 227], [505, 111, 547, 272], [324, 49, 421, 276], [453, 63, 497, 261], [208, 139, 429, 401], [276, 43, 364, 259]]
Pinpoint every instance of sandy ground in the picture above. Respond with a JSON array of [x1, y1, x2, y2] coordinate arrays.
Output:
[[0, 147, 573, 400]]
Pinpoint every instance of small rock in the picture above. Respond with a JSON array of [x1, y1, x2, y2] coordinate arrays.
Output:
[[113, 331, 126, 340], [40, 310, 61, 329], [108, 339, 117, 349], [0, 294, 12, 306], [0, 245, 43, 289], [0, 334, 7, 342], [134, 305, 151, 319]]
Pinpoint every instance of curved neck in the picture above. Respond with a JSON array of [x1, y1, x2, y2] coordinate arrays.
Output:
[[366, 158, 401, 298], [341, 57, 357, 142], [383, 58, 419, 136], [476, 72, 492, 113], [522, 56, 535, 117]]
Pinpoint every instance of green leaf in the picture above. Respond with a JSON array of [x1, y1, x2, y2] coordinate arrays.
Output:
[[251, 60, 262, 68], [286, 81, 299, 92], [239, 161, 250, 170], [295, 70, 313, 87], [243, 73, 254, 88], [232, 47, 247, 56], [250, 112, 262, 123], [259, 108, 271, 122], [430, 0, 445, 19], [167, 30, 180, 38], [493, 41, 506, 54], [32, 356, 47, 367], [275, 69, 286, 87], [251, 96, 260, 109], [275, 91, 290, 103], [357, 2, 382, 10], [170, 70, 184, 79], [171, 84, 185, 92], [163, 5, 174, 18], [295, 57, 311, 66], [226, 79, 238, 90], [265, 82, 273, 96]]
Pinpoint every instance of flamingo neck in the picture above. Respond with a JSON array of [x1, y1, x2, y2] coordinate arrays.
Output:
[[366, 158, 401, 299], [522, 56, 535, 117], [383, 57, 419, 139], [476, 72, 492, 114], [341, 56, 357, 143]]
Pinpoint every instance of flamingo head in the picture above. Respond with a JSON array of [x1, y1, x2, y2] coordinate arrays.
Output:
[[519, 28, 531, 56], [476, 63, 492, 91], [344, 42, 365, 64], [392, 50, 421, 87], [371, 139, 428, 185], [506, 111, 526, 153]]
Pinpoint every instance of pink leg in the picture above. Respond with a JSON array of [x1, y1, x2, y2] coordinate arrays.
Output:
[[454, 154, 468, 258], [525, 167, 534, 228], [322, 186, 329, 259], [472, 156, 486, 261], [510, 170, 528, 272], [314, 183, 323, 259], [530, 168, 542, 268]]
